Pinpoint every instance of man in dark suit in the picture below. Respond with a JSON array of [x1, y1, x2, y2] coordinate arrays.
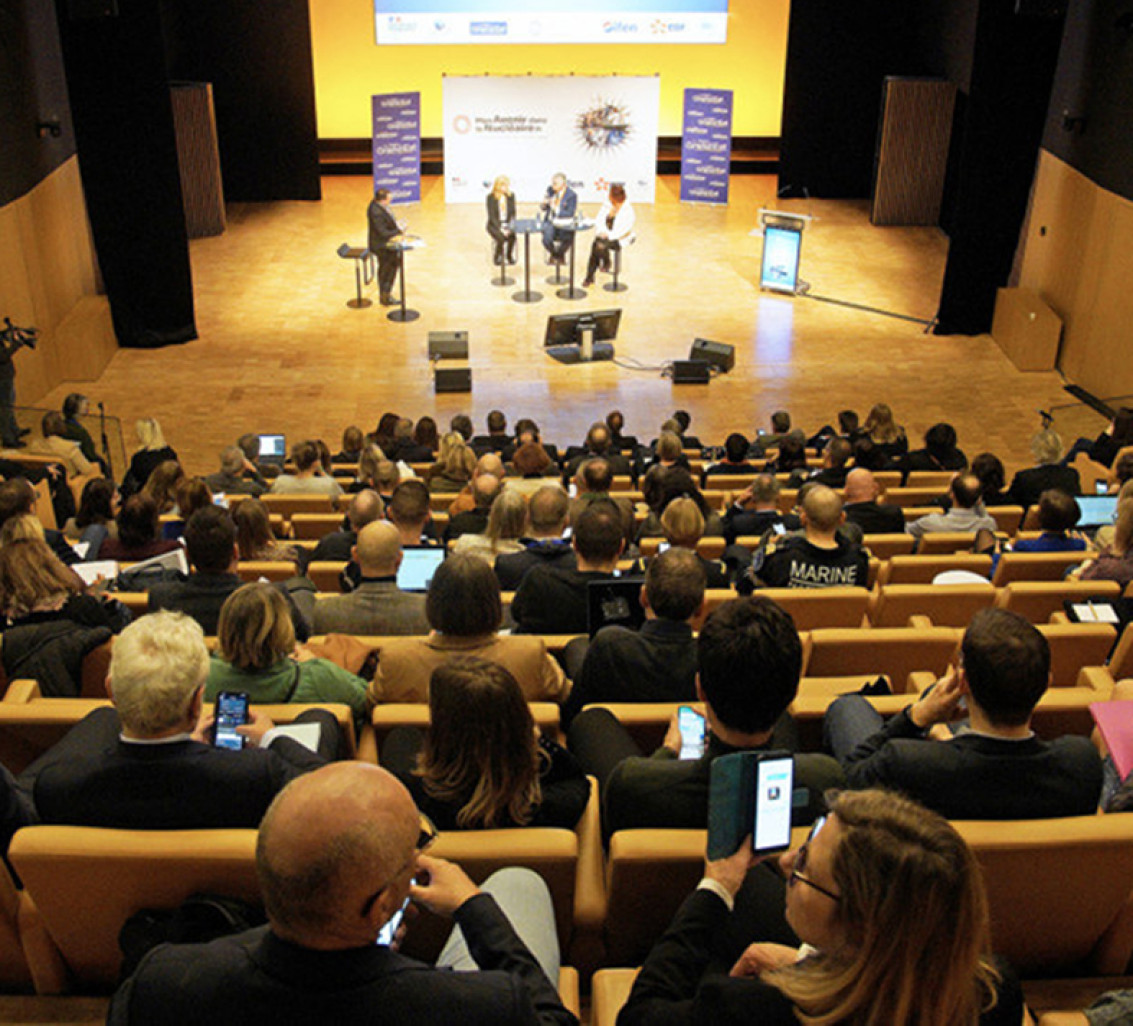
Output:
[[562, 424, 632, 483], [308, 489, 384, 564], [539, 172, 578, 264], [107, 762, 576, 1026], [842, 468, 905, 534], [367, 187, 403, 305], [720, 474, 800, 545], [1006, 428, 1081, 512], [495, 485, 575, 591], [568, 596, 843, 839], [23, 610, 335, 829], [824, 608, 1103, 819]]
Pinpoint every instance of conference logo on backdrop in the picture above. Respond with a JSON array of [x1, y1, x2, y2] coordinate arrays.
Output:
[[576, 100, 632, 151], [602, 20, 638, 35], [452, 115, 471, 134]]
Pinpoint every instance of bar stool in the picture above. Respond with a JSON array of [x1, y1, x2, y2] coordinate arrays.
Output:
[[603, 234, 636, 293], [336, 243, 375, 309]]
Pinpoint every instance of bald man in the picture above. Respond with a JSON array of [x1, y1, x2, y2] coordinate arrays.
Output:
[[309, 489, 385, 563], [754, 485, 869, 588], [312, 520, 428, 635], [445, 470, 502, 543], [108, 763, 575, 1025], [842, 468, 905, 534], [446, 452, 506, 517]]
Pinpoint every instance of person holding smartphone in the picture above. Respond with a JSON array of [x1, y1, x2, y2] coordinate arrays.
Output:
[[620, 789, 1028, 1026]]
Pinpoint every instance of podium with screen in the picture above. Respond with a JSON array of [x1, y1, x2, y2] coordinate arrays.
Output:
[[544, 309, 621, 363], [758, 211, 808, 295]]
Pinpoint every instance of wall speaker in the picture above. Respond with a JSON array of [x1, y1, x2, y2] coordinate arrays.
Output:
[[688, 338, 735, 373], [671, 360, 711, 384], [435, 366, 472, 393], [428, 330, 469, 360]]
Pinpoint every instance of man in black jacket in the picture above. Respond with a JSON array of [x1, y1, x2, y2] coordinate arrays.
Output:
[[755, 486, 868, 589], [107, 762, 576, 1026], [842, 468, 905, 534], [367, 188, 403, 305], [495, 485, 575, 591]]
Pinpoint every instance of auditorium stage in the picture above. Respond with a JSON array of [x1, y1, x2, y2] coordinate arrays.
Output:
[[38, 175, 1079, 477]]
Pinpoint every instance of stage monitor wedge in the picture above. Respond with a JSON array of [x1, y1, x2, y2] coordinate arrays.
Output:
[[434, 366, 472, 393], [671, 360, 711, 384], [689, 338, 734, 373], [428, 331, 469, 360]]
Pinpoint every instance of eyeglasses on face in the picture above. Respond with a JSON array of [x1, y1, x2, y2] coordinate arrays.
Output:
[[788, 815, 841, 902], [361, 813, 439, 918]]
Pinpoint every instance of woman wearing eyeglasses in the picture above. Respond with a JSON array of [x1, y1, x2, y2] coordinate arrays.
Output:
[[619, 789, 1028, 1025]]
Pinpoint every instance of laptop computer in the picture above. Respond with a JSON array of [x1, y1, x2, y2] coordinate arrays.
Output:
[[397, 547, 445, 593], [1077, 495, 1119, 529], [257, 433, 286, 466]]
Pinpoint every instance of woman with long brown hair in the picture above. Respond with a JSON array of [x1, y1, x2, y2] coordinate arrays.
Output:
[[622, 788, 1026, 1025], [383, 656, 587, 830]]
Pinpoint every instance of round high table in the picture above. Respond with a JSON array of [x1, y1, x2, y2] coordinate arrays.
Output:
[[386, 236, 423, 323], [509, 218, 544, 304]]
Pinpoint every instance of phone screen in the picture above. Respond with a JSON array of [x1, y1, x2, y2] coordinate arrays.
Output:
[[753, 756, 794, 853], [376, 897, 409, 946], [677, 705, 706, 760], [1096, 479, 1109, 496], [214, 691, 250, 751], [772, 522, 787, 536]]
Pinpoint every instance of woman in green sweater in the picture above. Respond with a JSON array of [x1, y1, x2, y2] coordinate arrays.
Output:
[[205, 583, 368, 725]]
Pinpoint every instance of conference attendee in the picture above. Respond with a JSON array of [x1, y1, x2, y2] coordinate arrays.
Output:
[[763, 431, 808, 476], [704, 433, 757, 480], [670, 410, 703, 452], [495, 485, 575, 591], [447, 451, 506, 516], [1006, 427, 1081, 511], [60, 392, 101, 466], [449, 413, 474, 442], [561, 547, 706, 728], [206, 445, 267, 497], [23, 610, 335, 830], [751, 486, 869, 589], [123, 417, 177, 498], [619, 789, 1025, 1026], [444, 473, 501, 543], [269, 441, 344, 498], [637, 466, 724, 541], [1011, 490, 1087, 554], [233, 498, 300, 564], [758, 410, 792, 451], [312, 521, 428, 636], [539, 171, 577, 264], [99, 494, 181, 562], [581, 182, 635, 287], [346, 445, 384, 496], [721, 474, 800, 544], [567, 458, 636, 547], [107, 761, 576, 1026], [568, 596, 842, 836], [605, 409, 639, 454], [907, 473, 997, 540], [370, 412, 401, 458], [382, 657, 589, 830], [658, 497, 730, 588], [1063, 406, 1133, 469], [470, 409, 511, 454], [841, 467, 905, 534], [804, 436, 852, 488], [62, 477, 118, 545], [1075, 498, 1133, 587], [562, 423, 632, 482], [453, 489, 527, 564], [501, 417, 560, 466], [366, 187, 403, 306], [505, 441, 556, 496], [332, 425, 365, 464], [860, 401, 908, 462], [206, 583, 368, 725], [236, 433, 275, 484], [510, 499, 624, 635], [825, 608, 1103, 819], [971, 451, 1011, 507], [902, 421, 968, 476], [147, 506, 270, 636], [425, 432, 476, 493], [368, 553, 569, 707], [32, 410, 98, 481], [386, 417, 433, 464], [485, 174, 517, 266], [643, 427, 690, 474], [0, 478, 82, 567], [806, 408, 859, 452], [140, 459, 184, 515], [386, 479, 438, 548]]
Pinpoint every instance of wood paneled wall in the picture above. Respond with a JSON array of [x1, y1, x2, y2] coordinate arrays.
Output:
[[0, 157, 116, 403], [1018, 150, 1133, 400]]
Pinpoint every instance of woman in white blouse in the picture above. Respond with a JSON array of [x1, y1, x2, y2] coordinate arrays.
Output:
[[582, 183, 635, 287]]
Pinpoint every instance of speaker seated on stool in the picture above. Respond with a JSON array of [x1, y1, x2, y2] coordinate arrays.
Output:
[[689, 337, 734, 373], [434, 366, 472, 393], [671, 360, 711, 384]]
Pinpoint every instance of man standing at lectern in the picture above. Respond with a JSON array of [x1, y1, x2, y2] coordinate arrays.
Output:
[[367, 188, 403, 306], [540, 173, 577, 265]]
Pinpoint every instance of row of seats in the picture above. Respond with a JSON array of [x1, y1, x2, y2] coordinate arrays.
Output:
[[8, 800, 1133, 993]]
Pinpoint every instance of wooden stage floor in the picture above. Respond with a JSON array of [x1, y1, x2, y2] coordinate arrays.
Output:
[[39, 175, 1086, 477]]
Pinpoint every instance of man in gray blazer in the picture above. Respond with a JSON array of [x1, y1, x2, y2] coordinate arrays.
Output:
[[312, 521, 428, 635]]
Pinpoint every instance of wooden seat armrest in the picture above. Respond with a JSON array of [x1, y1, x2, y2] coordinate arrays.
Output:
[[908, 670, 937, 695], [2, 681, 41, 704], [356, 724, 377, 765], [1091, 889, 1133, 975], [558, 967, 580, 1017], [592, 969, 640, 1026], [1077, 666, 1116, 697], [1049, 611, 1071, 624], [573, 778, 605, 931], [17, 891, 68, 996], [907, 614, 934, 629]]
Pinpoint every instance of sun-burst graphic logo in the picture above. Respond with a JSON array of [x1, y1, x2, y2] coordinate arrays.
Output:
[[575, 100, 632, 152]]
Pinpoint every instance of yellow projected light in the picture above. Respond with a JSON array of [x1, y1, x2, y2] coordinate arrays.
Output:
[[308, 0, 788, 138]]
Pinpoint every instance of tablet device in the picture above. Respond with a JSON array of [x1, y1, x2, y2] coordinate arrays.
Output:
[[397, 547, 445, 592]]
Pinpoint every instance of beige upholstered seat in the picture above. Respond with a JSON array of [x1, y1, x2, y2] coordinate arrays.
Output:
[[868, 582, 996, 627], [995, 580, 1122, 623]]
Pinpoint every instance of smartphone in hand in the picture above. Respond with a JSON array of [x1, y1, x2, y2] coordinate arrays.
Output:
[[708, 751, 794, 859], [213, 691, 250, 751], [677, 705, 707, 760]]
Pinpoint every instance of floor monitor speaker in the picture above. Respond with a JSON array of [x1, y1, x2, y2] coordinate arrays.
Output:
[[434, 366, 472, 393], [428, 331, 469, 360], [688, 337, 735, 372]]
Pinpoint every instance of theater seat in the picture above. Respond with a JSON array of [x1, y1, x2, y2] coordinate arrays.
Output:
[[994, 580, 1122, 624], [868, 582, 996, 628], [880, 554, 993, 585], [803, 626, 960, 686], [991, 551, 1093, 586], [369, 702, 562, 752], [592, 968, 639, 1026]]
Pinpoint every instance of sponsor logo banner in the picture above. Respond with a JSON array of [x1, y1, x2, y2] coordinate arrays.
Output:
[[372, 92, 421, 204], [680, 87, 732, 205]]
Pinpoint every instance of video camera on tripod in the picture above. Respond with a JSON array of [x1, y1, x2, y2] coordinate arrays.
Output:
[[1, 318, 38, 353]]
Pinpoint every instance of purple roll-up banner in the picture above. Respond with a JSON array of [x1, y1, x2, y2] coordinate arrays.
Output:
[[372, 92, 421, 203], [680, 87, 733, 205]]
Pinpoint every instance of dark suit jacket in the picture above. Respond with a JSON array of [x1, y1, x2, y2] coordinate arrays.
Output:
[[542, 186, 577, 222], [843, 707, 1104, 819], [309, 530, 357, 563], [367, 199, 400, 254], [1006, 464, 1081, 511], [721, 507, 800, 545], [844, 500, 906, 535], [29, 707, 327, 829], [108, 899, 576, 1026], [147, 572, 244, 636], [563, 450, 632, 482], [485, 192, 517, 230], [495, 540, 577, 592], [510, 566, 614, 635]]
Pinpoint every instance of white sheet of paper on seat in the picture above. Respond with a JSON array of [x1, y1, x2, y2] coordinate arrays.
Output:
[[262, 722, 322, 754], [73, 561, 119, 587]]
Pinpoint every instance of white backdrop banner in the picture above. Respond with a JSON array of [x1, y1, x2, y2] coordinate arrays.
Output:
[[442, 75, 660, 205]]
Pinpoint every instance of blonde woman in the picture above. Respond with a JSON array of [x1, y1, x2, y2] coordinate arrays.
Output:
[[125, 417, 178, 497], [659, 496, 729, 588], [485, 175, 517, 266], [623, 789, 1026, 1025], [862, 402, 908, 461], [382, 656, 588, 829], [425, 432, 476, 493], [453, 489, 527, 563]]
